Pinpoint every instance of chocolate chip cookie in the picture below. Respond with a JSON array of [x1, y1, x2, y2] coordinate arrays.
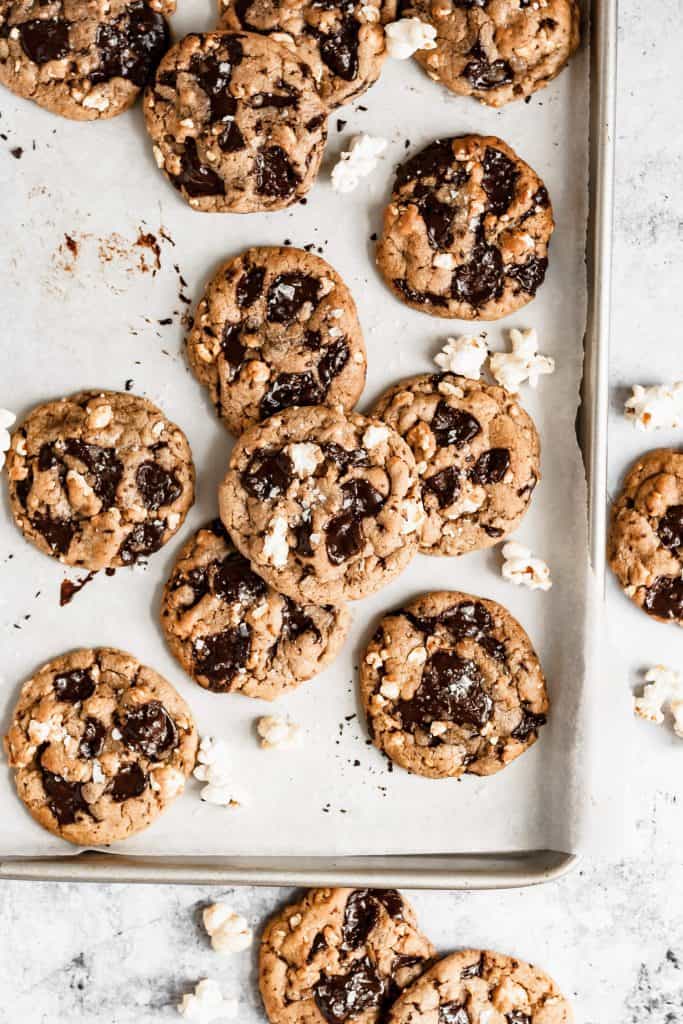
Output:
[[144, 31, 328, 213], [259, 887, 435, 1024], [3, 647, 198, 846], [219, 405, 421, 605], [360, 591, 548, 779], [217, 0, 388, 110], [187, 246, 367, 435], [376, 135, 554, 320], [387, 949, 573, 1024], [0, 0, 171, 121], [161, 519, 351, 699], [397, 0, 580, 108], [373, 374, 540, 555], [608, 449, 683, 625], [5, 390, 195, 571]]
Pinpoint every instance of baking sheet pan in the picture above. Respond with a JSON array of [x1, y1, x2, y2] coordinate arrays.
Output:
[[0, 0, 615, 886]]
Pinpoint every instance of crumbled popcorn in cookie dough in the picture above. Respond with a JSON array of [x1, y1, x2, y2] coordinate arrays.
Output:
[[489, 328, 555, 392], [384, 17, 436, 59], [256, 715, 302, 749], [434, 336, 487, 380], [331, 134, 388, 194], [501, 541, 552, 591], [625, 383, 683, 431], [177, 979, 237, 1022], [263, 516, 290, 567], [203, 904, 253, 954], [0, 409, 15, 470], [288, 443, 322, 478], [634, 666, 683, 737]]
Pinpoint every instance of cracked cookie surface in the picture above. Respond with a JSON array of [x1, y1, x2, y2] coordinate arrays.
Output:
[[259, 887, 435, 1024], [3, 647, 198, 846], [217, 0, 389, 110], [219, 405, 421, 606], [143, 31, 328, 213], [360, 591, 548, 779], [608, 449, 683, 625], [0, 0, 171, 120], [388, 949, 573, 1024], [376, 134, 554, 320], [397, 0, 580, 108], [187, 246, 366, 435], [161, 519, 351, 699], [5, 390, 195, 571], [373, 373, 540, 556]]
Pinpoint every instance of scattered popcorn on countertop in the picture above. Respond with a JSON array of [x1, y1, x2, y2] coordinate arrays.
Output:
[[384, 17, 437, 59], [434, 336, 487, 380], [193, 736, 247, 807], [256, 715, 302, 750], [624, 383, 683, 431], [634, 666, 683, 737], [0, 409, 16, 471], [489, 328, 555, 393], [331, 134, 388, 194], [177, 979, 238, 1022], [501, 541, 552, 592], [203, 904, 253, 954]]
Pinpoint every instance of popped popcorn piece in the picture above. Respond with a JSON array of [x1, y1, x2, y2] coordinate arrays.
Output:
[[194, 736, 247, 807], [331, 134, 388, 194], [624, 383, 683, 431], [0, 409, 16, 471], [263, 516, 289, 567], [401, 498, 426, 534], [256, 715, 302, 750], [489, 328, 555, 393], [288, 442, 321, 477], [363, 423, 390, 449], [384, 17, 437, 59], [177, 979, 238, 1023], [634, 666, 683, 738], [501, 541, 552, 591], [434, 336, 487, 380], [202, 904, 253, 954]]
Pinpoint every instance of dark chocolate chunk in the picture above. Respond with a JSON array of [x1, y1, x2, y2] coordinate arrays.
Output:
[[255, 146, 300, 199], [314, 957, 385, 1024], [236, 264, 265, 307], [54, 669, 95, 704], [213, 552, 267, 605], [463, 41, 513, 90], [219, 121, 246, 153], [511, 709, 547, 742], [282, 597, 318, 641], [643, 575, 683, 621], [505, 257, 548, 296], [118, 520, 165, 564], [136, 461, 182, 510], [111, 762, 147, 802], [308, 931, 327, 962], [267, 272, 320, 323], [120, 701, 178, 758], [19, 18, 69, 64], [251, 80, 298, 109], [398, 651, 493, 732], [482, 146, 520, 216], [79, 717, 106, 759], [15, 466, 33, 509], [507, 1014, 531, 1024], [295, 514, 315, 557], [342, 889, 404, 949], [393, 279, 449, 309], [439, 1004, 470, 1024], [90, 0, 169, 88], [460, 956, 483, 979], [189, 37, 243, 120], [242, 449, 293, 500], [342, 478, 385, 516], [194, 624, 251, 688], [424, 466, 460, 508], [260, 372, 323, 419], [314, 16, 360, 81], [451, 238, 505, 308], [318, 339, 350, 389], [470, 448, 510, 485], [63, 440, 123, 508], [41, 769, 90, 826], [321, 444, 369, 471], [31, 514, 75, 555], [326, 511, 364, 565], [420, 194, 454, 250], [173, 138, 225, 197], [658, 505, 683, 550], [221, 324, 246, 372], [395, 138, 455, 190], [431, 401, 481, 448]]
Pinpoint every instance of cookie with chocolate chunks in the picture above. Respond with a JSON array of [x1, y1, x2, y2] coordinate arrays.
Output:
[[144, 31, 328, 213], [395, 0, 580, 108], [3, 647, 198, 846], [161, 520, 350, 698], [608, 449, 683, 625], [5, 390, 195, 571], [376, 134, 554, 320], [373, 373, 540, 556], [387, 949, 573, 1024], [219, 405, 421, 605], [187, 246, 367, 435], [0, 0, 171, 120], [259, 887, 434, 1024], [360, 591, 548, 779], [217, 0, 389, 110]]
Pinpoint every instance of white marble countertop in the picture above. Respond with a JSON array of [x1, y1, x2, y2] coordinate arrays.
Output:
[[1, 1, 682, 1021]]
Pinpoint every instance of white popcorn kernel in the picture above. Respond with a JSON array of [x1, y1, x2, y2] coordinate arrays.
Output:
[[407, 646, 427, 665], [489, 327, 555, 393], [288, 442, 321, 477], [179, 117, 195, 128], [401, 498, 426, 534], [153, 145, 165, 168], [271, 31, 296, 50], [331, 134, 388, 194], [0, 409, 16, 471], [363, 424, 390, 449], [85, 402, 113, 430], [624, 383, 683, 431], [194, 736, 247, 806], [263, 516, 289, 567], [27, 716, 63, 745], [256, 715, 302, 750], [111, 726, 123, 741], [433, 253, 455, 270], [167, 511, 181, 530], [634, 666, 683, 738], [384, 17, 437, 59], [202, 904, 253, 954], [151, 419, 165, 437], [430, 721, 447, 737], [437, 380, 464, 398], [151, 765, 185, 799], [434, 336, 487, 380], [380, 680, 400, 700], [82, 91, 110, 112], [177, 979, 238, 1023], [501, 541, 552, 592], [91, 760, 105, 784], [289, 913, 302, 928]]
